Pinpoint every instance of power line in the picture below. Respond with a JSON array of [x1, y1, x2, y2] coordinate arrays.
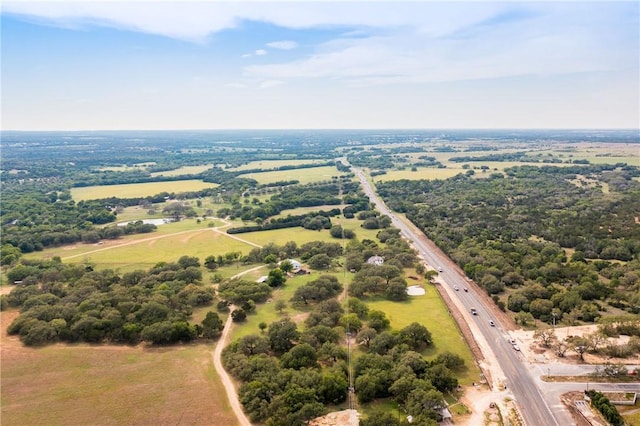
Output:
[[339, 173, 355, 411]]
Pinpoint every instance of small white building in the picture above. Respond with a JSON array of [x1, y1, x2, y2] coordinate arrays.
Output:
[[280, 259, 302, 272], [366, 255, 384, 266]]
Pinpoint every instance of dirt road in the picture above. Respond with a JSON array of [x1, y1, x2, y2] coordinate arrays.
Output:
[[210, 263, 266, 426], [212, 309, 252, 426]]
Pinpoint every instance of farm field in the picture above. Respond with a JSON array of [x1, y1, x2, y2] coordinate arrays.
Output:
[[228, 159, 326, 171], [150, 164, 213, 177], [0, 310, 236, 426], [375, 142, 640, 182], [236, 220, 374, 247], [25, 218, 245, 271], [272, 204, 346, 217], [237, 165, 342, 185], [71, 180, 219, 201], [23, 213, 377, 273]]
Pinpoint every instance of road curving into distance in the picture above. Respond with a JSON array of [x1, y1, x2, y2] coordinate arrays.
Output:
[[350, 163, 563, 426], [212, 266, 265, 426]]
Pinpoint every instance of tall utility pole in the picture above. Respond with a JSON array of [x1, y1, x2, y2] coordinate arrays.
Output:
[[338, 174, 355, 410]]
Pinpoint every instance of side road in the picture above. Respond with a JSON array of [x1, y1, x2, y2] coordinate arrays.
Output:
[[211, 265, 264, 426], [212, 308, 252, 426]]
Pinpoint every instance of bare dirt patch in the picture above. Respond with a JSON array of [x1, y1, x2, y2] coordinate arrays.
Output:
[[511, 325, 640, 365], [563, 391, 608, 426], [309, 409, 359, 426]]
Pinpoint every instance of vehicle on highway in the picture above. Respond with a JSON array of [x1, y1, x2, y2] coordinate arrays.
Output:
[[489, 320, 495, 326], [513, 345, 520, 351], [454, 285, 459, 291], [437, 266, 443, 272], [470, 307, 477, 315], [509, 338, 516, 344], [464, 287, 468, 292]]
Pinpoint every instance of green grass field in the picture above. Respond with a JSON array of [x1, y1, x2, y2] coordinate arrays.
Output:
[[71, 180, 219, 201], [25, 218, 247, 272], [237, 166, 341, 185], [150, 164, 213, 177], [230, 271, 331, 341], [365, 284, 479, 385], [24, 215, 377, 273], [228, 159, 326, 171]]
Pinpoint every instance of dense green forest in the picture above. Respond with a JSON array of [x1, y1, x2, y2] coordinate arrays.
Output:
[[378, 164, 640, 324]]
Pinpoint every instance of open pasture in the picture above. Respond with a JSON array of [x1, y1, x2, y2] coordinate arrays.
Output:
[[230, 271, 345, 341], [150, 164, 213, 177], [237, 165, 341, 185], [23, 216, 369, 273], [0, 310, 235, 426], [271, 204, 346, 218], [375, 141, 639, 182], [366, 282, 478, 385], [25, 219, 249, 272], [71, 180, 219, 201], [232, 272, 320, 340], [228, 159, 326, 171], [235, 219, 369, 247]]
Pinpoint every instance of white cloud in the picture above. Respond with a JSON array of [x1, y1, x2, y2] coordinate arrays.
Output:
[[0, 2, 511, 42], [244, 3, 638, 85], [266, 40, 298, 50], [255, 49, 267, 56], [259, 80, 284, 89]]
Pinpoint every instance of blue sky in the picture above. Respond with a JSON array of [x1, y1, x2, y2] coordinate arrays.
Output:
[[2, 1, 638, 130]]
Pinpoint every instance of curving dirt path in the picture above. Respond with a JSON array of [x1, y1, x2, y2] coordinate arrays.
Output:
[[211, 264, 266, 426], [212, 308, 252, 426]]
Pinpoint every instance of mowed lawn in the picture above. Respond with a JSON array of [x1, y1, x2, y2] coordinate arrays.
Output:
[[24, 216, 374, 272], [25, 220, 248, 272], [366, 283, 479, 385], [230, 272, 328, 341], [237, 166, 341, 185], [236, 221, 374, 247], [0, 310, 235, 426], [71, 180, 219, 201], [64, 229, 249, 272]]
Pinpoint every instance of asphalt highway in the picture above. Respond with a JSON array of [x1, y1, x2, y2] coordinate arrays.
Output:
[[351, 164, 562, 426]]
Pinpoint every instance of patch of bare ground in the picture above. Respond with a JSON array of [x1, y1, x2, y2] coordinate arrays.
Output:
[[511, 325, 640, 366], [562, 391, 608, 426], [309, 409, 359, 426]]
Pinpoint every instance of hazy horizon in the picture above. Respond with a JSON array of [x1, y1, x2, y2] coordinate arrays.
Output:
[[2, 1, 639, 131]]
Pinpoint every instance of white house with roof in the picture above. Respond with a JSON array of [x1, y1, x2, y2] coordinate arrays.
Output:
[[366, 255, 384, 266], [280, 259, 302, 272]]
